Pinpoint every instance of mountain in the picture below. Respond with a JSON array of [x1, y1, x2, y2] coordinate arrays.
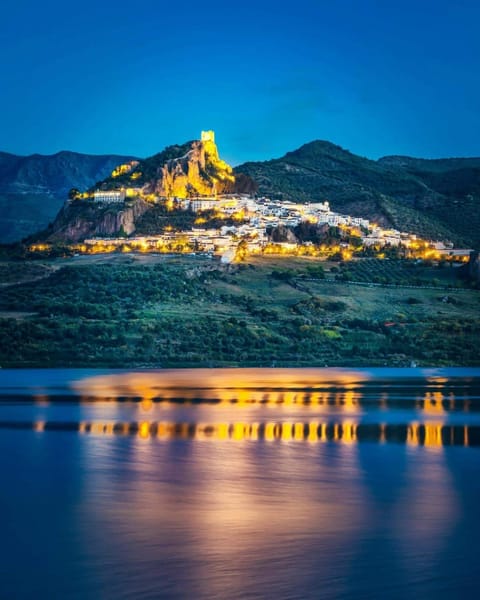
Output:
[[95, 131, 256, 197], [42, 132, 257, 242], [0, 150, 135, 243], [377, 155, 480, 246], [2, 137, 480, 248], [235, 141, 480, 247]]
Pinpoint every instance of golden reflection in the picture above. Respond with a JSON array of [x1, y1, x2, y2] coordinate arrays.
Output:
[[139, 422, 151, 439], [232, 422, 247, 441], [307, 421, 319, 442], [407, 423, 448, 451], [333, 423, 340, 441], [69, 385, 371, 414], [281, 422, 293, 441], [264, 422, 276, 442], [71, 368, 372, 400], [423, 422, 444, 451], [22, 420, 478, 448], [68, 370, 474, 417], [105, 422, 115, 436], [250, 423, 259, 441], [319, 423, 327, 442], [394, 433, 459, 567], [407, 422, 420, 446], [341, 390, 358, 412], [294, 422, 304, 441], [140, 399, 153, 412], [426, 376, 448, 385], [67, 369, 477, 418], [341, 421, 357, 444], [156, 422, 169, 438], [217, 423, 228, 440], [379, 424, 386, 444], [422, 391, 446, 415]]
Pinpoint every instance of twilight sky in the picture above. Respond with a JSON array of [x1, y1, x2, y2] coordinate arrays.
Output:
[[1, 0, 479, 164]]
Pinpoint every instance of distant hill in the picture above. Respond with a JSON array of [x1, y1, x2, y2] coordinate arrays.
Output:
[[235, 141, 480, 247], [0, 151, 135, 242]]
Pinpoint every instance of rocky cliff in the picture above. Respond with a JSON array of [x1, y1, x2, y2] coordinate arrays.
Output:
[[44, 197, 150, 243], [99, 131, 248, 198], [153, 133, 235, 197]]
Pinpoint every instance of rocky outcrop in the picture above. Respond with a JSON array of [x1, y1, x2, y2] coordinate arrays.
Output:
[[97, 132, 256, 199], [45, 197, 150, 242], [269, 224, 298, 243], [153, 137, 235, 198]]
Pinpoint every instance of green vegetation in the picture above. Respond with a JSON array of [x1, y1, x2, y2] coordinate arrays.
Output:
[[100, 142, 192, 189], [135, 206, 246, 234], [0, 261, 54, 284], [378, 197, 467, 246], [0, 254, 478, 368], [235, 141, 480, 248], [333, 258, 466, 287]]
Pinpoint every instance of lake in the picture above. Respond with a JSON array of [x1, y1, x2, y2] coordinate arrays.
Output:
[[1, 368, 479, 599]]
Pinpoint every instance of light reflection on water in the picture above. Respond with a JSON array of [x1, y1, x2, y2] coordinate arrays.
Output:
[[1, 368, 480, 599], [0, 419, 477, 448]]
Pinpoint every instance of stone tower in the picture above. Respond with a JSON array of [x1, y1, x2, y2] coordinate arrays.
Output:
[[201, 130, 215, 143]]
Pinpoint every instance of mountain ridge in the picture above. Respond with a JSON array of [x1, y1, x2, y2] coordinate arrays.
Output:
[[235, 140, 480, 247], [1, 138, 479, 248], [0, 150, 136, 243]]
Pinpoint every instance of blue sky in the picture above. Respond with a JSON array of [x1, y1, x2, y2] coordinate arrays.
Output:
[[1, 0, 479, 164]]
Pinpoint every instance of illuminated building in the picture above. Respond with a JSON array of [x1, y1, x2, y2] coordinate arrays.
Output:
[[201, 130, 215, 143], [93, 189, 126, 203]]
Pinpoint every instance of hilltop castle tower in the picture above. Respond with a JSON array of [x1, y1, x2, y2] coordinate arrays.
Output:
[[201, 130, 215, 143]]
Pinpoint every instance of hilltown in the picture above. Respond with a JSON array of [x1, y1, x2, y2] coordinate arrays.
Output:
[[31, 192, 472, 263]]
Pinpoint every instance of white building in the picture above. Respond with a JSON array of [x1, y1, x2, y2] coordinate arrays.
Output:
[[190, 198, 219, 212], [324, 214, 348, 226], [93, 190, 126, 203], [349, 217, 370, 229]]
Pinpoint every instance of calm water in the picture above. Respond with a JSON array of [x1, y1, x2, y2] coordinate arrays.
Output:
[[1, 368, 480, 599]]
